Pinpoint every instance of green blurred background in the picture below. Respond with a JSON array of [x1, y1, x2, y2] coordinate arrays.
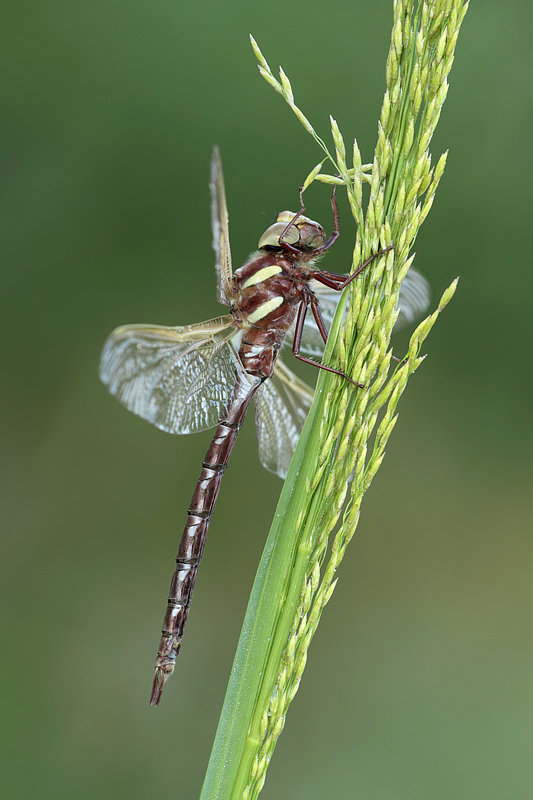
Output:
[[2, 1, 532, 798]]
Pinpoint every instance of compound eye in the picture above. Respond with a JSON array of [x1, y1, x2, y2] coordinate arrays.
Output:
[[258, 221, 299, 248]]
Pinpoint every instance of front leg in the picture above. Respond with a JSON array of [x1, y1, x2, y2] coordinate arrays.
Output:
[[279, 186, 341, 256], [312, 246, 393, 290]]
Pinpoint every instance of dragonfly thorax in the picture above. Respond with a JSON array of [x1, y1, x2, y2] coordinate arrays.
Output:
[[233, 253, 306, 330], [231, 251, 306, 380], [232, 251, 312, 332]]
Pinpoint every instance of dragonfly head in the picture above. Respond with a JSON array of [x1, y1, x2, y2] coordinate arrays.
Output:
[[258, 211, 326, 251]]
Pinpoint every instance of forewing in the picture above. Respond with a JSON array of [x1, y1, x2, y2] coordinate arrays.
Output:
[[254, 359, 314, 479], [100, 317, 238, 434], [210, 147, 234, 306], [393, 267, 430, 331], [285, 268, 430, 358]]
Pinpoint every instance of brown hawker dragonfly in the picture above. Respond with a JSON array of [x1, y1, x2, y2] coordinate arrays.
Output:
[[100, 148, 429, 705]]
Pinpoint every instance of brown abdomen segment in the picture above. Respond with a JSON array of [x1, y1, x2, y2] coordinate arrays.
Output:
[[150, 373, 259, 705]]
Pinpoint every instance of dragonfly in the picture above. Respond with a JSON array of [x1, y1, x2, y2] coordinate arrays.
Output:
[[100, 147, 429, 705]]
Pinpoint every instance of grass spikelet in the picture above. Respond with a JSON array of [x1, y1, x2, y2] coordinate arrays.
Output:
[[201, 5, 468, 800]]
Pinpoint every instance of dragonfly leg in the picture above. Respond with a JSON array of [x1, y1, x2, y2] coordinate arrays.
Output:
[[313, 246, 394, 290], [292, 295, 364, 388], [313, 186, 339, 254], [310, 294, 329, 345], [391, 353, 408, 365], [279, 186, 340, 255], [277, 186, 308, 256]]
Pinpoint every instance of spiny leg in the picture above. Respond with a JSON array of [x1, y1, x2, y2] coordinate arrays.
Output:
[[276, 187, 307, 256], [292, 294, 364, 388], [312, 246, 394, 291], [313, 186, 339, 254], [278, 186, 340, 255], [309, 294, 329, 345]]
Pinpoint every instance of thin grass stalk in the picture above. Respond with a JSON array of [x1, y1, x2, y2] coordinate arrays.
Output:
[[200, 3, 468, 799]]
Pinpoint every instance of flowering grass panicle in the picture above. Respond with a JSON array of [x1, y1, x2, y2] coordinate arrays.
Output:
[[201, 3, 468, 799]]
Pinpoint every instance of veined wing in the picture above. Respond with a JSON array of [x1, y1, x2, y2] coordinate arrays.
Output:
[[285, 267, 431, 358], [100, 316, 240, 434], [393, 267, 430, 330], [210, 147, 234, 306], [260, 270, 429, 479], [254, 359, 314, 479]]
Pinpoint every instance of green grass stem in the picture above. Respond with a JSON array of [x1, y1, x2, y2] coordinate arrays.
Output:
[[200, 2, 468, 798]]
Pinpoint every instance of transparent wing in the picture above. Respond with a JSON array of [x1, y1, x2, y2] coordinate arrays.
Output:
[[210, 146, 234, 306], [285, 268, 431, 358], [99, 316, 239, 434], [254, 359, 314, 479], [393, 267, 431, 331]]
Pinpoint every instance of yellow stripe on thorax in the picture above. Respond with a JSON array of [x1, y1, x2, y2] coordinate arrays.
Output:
[[247, 296, 283, 324], [242, 264, 282, 289]]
